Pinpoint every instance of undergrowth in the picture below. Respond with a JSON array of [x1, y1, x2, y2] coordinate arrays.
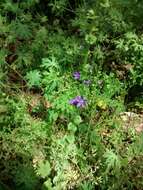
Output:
[[0, 0, 143, 190]]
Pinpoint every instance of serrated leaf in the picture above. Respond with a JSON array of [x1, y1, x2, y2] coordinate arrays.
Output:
[[26, 70, 41, 87], [11, 22, 32, 39], [37, 161, 51, 178], [104, 150, 121, 172], [42, 57, 59, 70]]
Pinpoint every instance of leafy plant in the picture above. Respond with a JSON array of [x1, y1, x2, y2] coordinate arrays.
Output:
[[26, 70, 41, 88], [1, 0, 143, 189]]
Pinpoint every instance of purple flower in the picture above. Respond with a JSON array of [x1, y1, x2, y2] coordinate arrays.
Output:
[[73, 71, 80, 80], [69, 98, 79, 106], [83, 80, 91, 85], [69, 96, 86, 108]]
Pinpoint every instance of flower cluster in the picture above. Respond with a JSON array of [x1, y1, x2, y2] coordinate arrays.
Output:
[[69, 71, 90, 108], [69, 96, 86, 108], [73, 71, 91, 85]]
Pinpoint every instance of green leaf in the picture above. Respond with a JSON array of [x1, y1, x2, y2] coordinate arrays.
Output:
[[96, 99, 107, 110], [68, 123, 77, 133], [37, 161, 51, 178], [25, 70, 41, 88], [66, 134, 75, 143], [0, 50, 6, 65], [3, 1, 19, 13], [85, 33, 97, 45], [74, 115, 82, 125], [42, 178, 52, 190], [10, 21, 32, 39], [104, 149, 121, 172], [100, 0, 110, 8], [42, 57, 59, 70]]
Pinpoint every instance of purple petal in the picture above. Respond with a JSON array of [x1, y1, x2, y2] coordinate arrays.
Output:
[[77, 101, 85, 108], [69, 99, 77, 105], [73, 71, 80, 80], [69, 96, 87, 108]]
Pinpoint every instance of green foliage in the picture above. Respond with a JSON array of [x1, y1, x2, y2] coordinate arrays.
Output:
[[1, 0, 143, 189], [114, 32, 143, 85], [26, 70, 41, 88], [37, 160, 51, 178], [104, 149, 121, 173]]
